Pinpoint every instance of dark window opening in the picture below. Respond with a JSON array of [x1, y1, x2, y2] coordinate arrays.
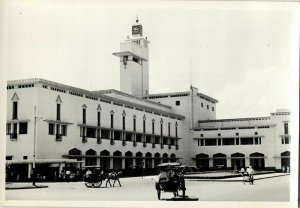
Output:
[[111, 114, 114, 128], [143, 120, 145, 133], [212, 107, 215, 111], [86, 127, 96, 138], [235, 138, 239, 145], [82, 109, 86, 124], [284, 123, 288, 134], [23, 156, 28, 160], [6, 123, 11, 135], [205, 139, 216, 146], [122, 116, 125, 130], [61, 125, 67, 136], [13, 102, 18, 119], [175, 101, 180, 106], [49, 123, 55, 135], [241, 137, 254, 145], [19, 122, 28, 134], [223, 138, 234, 145], [6, 156, 12, 160], [97, 112, 100, 126], [56, 104, 61, 120]]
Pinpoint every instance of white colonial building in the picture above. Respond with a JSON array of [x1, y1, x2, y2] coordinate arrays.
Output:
[[6, 18, 290, 181]]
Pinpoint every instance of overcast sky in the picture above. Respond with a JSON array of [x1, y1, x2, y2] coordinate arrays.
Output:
[[5, 1, 299, 119]]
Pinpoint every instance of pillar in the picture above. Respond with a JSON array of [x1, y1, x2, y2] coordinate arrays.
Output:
[[122, 158, 125, 169], [227, 158, 232, 169], [245, 156, 250, 167], [209, 158, 213, 168], [28, 163, 32, 179], [109, 158, 113, 169]]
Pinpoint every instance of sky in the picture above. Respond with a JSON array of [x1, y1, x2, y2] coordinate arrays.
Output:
[[5, 1, 299, 119]]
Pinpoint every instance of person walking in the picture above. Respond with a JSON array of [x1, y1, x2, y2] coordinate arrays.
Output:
[[240, 167, 245, 176], [246, 166, 255, 184], [65, 169, 71, 183]]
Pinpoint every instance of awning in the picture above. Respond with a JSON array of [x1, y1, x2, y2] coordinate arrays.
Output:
[[6, 159, 83, 165]]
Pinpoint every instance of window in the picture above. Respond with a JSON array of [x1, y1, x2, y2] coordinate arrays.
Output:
[[143, 120, 145, 133], [282, 136, 290, 144], [207, 105, 209, 110], [218, 133, 221, 137], [200, 134, 203, 137], [236, 133, 239, 136], [241, 137, 254, 145], [111, 114, 114, 128], [284, 123, 288, 134], [160, 123, 163, 135], [13, 102, 18, 119], [205, 139, 217, 146], [255, 132, 258, 135], [168, 124, 170, 136], [56, 124, 60, 135], [235, 138, 239, 145], [223, 138, 234, 145], [87, 128, 96, 138], [175, 126, 178, 138], [201, 139, 204, 146], [61, 125, 67, 136], [175, 101, 180, 106], [152, 121, 155, 134], [134, 118, 137, 132], [201, 103, 203, 108], [97, 112, 100, 126], [82, 108, 86, 124], [49, 123, 55, 135], [6, 123, 11, 135], [122, 116, 125, 130], [212, 107, 214, 111], [6, 156, 12, 160], [218, 139, 221, 145], [19, 122, 28, 134], [23, 156, 28, 160], [56, 104, 61, 120], [13, 123, 17, 133]]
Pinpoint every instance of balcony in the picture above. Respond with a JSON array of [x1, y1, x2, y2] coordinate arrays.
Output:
[[82, 136, 87, 143], [10, 133, 17, 140], [97, 137, 102, 144], [56, 134, 62, 142]]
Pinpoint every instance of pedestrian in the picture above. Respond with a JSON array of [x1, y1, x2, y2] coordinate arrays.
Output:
[[85, 169, 92, 182], [240, 167, 245, 176], [66, 169, 71, 182], [246, 166, 255, 183], [282, 166, 286, 173]]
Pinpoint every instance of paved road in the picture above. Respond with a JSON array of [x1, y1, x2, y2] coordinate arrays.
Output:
[[6, 175, 289, 201]]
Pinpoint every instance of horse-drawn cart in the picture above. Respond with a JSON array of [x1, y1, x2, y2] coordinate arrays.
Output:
[[155, 162, 186, 200]]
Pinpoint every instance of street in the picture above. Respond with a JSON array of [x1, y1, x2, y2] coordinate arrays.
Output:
[[6, 175, 290, 201]]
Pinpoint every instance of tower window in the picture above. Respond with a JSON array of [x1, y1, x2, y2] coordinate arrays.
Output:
[[207, 105, 209, 110], [97, 112, 101, 127], [212, 107, 214, 111], [143, 120, 145, 133], [19, 122, 28, 134], [12, 102, 18, 120], [111, 114, 114, 129], [57, 104, 61, 121], [82, 108, 86, 124], [49, 123, 55, 135], [122, 116, 125, 130], [201, 103, 203, 108], [284, 123, 288, 134], [175, 101, 180, 106]]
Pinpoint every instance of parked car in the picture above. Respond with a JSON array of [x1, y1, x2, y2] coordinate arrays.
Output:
[[180, 165, 199, 174]]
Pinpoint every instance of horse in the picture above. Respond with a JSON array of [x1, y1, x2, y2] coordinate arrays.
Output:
[[105, 171, 123, 187]]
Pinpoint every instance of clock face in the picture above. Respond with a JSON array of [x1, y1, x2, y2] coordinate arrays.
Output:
[[132, 25, 142, 35]]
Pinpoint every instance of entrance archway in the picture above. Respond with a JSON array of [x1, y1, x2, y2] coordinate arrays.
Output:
[[249, 152, 265, 169], [196, 153, 209, 170], [113, 151, 122, 170], [231, 153, 245, 170], [100, 150, 110, 169], [213, 153, 227, 170], [281, 151, 290, 170]]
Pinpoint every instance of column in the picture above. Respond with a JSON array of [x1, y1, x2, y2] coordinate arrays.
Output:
[[151, 158, 155, 168], [133, 158, 136, 166], [227, 158, 232, 169], [28, 163, 32, 179], [122, 158, 125, 169], [245, 156, 250, 167], [109, 158, 113, 169], [209, 158, 213, 168]]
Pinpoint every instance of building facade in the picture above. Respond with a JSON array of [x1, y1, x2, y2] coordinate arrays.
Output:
[[6, 18, 290, 181]]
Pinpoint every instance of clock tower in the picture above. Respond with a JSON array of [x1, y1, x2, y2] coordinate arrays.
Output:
[[113, 17, 149, 97]]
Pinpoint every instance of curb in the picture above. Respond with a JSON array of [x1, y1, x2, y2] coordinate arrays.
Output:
[[6, 185, 49, 190], [185, 174, 289, 182]]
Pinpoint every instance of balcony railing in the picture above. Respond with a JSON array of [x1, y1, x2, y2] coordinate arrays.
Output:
[[56, 134, 62, 141]]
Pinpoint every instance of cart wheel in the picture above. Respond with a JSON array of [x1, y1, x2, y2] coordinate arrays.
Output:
[[85, 182, 93, 188], [94, 180, 102, 188], [157, 189, 161, 200]]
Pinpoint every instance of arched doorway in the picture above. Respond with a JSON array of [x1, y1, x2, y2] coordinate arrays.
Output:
[[100, 150, 110, 170], [196, 153, 209, 170], [231, 153, 245, 170], [69, 148, 82, 160], [125, 151, 133, 169], [113, 151, 122, 170], [281, 151, 290, 170], [136, 152, 143, 167], [162, 153, 169, 163], [154, 153, 161, 167], [85, 149, 96, 166], [249, 152, 265, 169], [170, 153, 176, 162], [145, 152, 152, 169], [213, 153, 227, 170]]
